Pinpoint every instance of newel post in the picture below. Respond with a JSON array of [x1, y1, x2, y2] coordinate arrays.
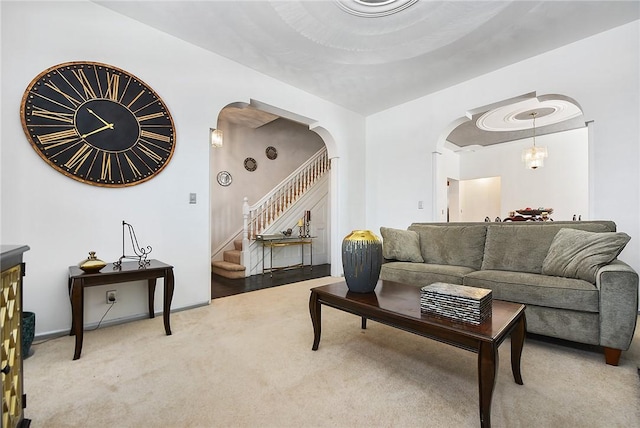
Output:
[[242, 197, 250, 276]]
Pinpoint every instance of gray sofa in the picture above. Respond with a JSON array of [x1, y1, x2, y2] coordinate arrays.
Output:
[[379, 221, 638, 366]]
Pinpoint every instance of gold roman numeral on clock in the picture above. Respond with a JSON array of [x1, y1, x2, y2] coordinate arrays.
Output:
[[101, 152, 112, 181], [105, 73, 120, 101], [72, 69, 97, 100], [123, 153, 142, 177], [37, 129, 79, 149], [64, 143, 94, 172], [137, 112, 164, 122], [44, 81, 83, 108], [137, 143, 163, 164], [31, 107, 74, 124], [126, 90, 145, 109], [140, 130, 171, 143]]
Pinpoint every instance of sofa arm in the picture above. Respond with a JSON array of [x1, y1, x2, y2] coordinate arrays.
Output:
[[596, 260, 639, 350]]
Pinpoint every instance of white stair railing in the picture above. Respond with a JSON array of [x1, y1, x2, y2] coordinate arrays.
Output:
[[243, 148, 330, 240]]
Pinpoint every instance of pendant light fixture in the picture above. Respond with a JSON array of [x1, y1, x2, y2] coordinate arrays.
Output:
[[522, 112, 547, 169]]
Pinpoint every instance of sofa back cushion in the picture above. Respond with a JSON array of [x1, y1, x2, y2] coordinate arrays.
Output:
[[481, 221, 615, 274], [408, 224, 487, 270], [542, 228, 630, 283], [380, 227, 424, 262]]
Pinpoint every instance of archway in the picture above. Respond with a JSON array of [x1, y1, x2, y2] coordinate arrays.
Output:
[[210, 100, 340, 285], [434, 92, 589, 222]]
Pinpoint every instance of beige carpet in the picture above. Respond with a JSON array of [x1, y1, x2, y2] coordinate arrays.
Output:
[[25, 277, 640, 427]]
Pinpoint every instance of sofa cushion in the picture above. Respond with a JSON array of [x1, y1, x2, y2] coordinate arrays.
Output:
[[380, 227, 424, 263], [463, 270, 599, 312], [542, 228, 630, 283], [380, 262, 473, 287], [481, 222, 613, 274], [408, 225, 487, 270]]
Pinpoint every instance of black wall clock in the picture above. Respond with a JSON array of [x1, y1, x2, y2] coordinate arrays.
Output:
[[20, 61, 176, 187]]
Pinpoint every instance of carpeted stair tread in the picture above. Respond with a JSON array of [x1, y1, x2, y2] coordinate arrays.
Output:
[[211, 260, 246, 279], [233, 240, 243, 251], [211, 260, 245, 271], [223, 249, 241, 265]]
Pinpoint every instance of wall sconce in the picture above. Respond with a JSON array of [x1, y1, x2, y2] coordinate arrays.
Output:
[[210, 128, 223, 148]]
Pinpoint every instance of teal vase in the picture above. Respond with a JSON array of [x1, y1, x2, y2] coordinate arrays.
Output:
[[22, 311, 35, 358], [342, 230, 383, 293]]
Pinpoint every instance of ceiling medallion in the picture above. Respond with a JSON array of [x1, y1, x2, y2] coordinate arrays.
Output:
[[334, 0, 419, 17], [476, 98, 583, 132]]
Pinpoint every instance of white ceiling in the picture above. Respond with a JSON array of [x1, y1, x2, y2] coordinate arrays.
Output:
[[95, 0, 639, 116]]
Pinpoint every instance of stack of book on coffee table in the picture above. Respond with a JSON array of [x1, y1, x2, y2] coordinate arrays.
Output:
[[420, 282, 492, 325]]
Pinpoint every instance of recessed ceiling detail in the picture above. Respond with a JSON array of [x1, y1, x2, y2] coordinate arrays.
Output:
[[476, 98, 583, 132], [94, 1, 640, 115], [446, 94, 586, 149], [334, 0, 419, 17], [270, 1, 510, 65]]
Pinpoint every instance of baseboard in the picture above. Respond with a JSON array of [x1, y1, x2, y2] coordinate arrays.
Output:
[[32, 300, 211, 342]]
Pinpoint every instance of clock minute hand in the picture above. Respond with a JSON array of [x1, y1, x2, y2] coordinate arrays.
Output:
[[81, 123, 114, 139], [87, 108, 111, 126]]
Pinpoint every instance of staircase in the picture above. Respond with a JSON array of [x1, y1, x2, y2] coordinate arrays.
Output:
[[211, 148, 330, 279], [211, 239, 246, 279]]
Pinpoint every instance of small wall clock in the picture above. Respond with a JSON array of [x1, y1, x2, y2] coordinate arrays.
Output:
[[20, 61, 176, 187]]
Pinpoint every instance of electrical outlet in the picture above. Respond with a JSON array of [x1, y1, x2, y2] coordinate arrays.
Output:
[[106, 290, 117, 304]]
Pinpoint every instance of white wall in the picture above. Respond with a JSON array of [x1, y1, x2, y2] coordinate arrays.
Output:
[[0, 1, 366, 336], [366, 21, 640, 275], [456, 127, 589, 221], [459, 177, 502, 222]]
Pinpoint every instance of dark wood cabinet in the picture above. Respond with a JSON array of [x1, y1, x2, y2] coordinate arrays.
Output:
[[1, 245, 30, 428]]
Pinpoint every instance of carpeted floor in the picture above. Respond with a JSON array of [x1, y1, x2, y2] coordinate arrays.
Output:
[[24, 277, 640, 427]]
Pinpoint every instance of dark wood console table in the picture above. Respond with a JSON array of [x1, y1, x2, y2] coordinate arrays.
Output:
[[68, 259, 174, 360]]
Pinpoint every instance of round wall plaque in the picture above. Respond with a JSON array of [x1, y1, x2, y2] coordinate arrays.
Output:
[[266, 146, 278, 160], [244, 157, 257, 172], [217, 171, 232, 186]]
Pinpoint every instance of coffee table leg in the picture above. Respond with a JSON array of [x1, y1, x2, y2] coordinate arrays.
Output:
[[478, 342, 498, 428], [510, 313, 526, 385], [309, 290, 321, 350]]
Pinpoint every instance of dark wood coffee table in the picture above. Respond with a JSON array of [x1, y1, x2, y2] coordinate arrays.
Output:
[[309, 280, 525, 428]]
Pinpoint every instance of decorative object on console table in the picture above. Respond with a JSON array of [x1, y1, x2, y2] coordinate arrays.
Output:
[[341, 230, 383, 293], [304, 210, 311, 237], [78, 251, 106, 273], [115, 220, 152, 268], [421, 283, 492, 325]]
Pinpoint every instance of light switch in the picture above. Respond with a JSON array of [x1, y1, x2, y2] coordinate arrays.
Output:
[[189, 193, 197, 204], [418, 201, 424, 209]]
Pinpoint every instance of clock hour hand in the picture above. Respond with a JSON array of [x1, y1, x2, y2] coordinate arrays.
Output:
[[81, 123, 114, 139], [87, 108, 111, 127]]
